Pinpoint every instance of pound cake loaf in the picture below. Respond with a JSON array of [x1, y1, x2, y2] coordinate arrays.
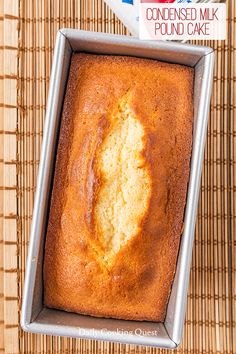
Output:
[[44, 53, 194, 321]]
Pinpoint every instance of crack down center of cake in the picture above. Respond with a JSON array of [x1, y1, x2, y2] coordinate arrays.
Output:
[[94, 99, 151, 259]]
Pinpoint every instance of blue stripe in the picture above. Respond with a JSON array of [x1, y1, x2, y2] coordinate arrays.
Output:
[[122, 0, 133, 4]]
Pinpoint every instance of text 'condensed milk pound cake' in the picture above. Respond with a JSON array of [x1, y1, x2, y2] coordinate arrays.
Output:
[[44, 53, 194, 322]]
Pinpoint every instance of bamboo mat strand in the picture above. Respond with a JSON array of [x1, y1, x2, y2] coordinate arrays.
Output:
[[0, 1, 4, 352], [1, 0, 235, 353], [2, 0, 19, 353]]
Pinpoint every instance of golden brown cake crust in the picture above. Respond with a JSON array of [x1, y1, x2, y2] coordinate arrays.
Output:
[[44, 53, 194, 322]]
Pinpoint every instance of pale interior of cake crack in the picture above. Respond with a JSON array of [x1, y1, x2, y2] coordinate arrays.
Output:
[[94, 98, 151, 260]]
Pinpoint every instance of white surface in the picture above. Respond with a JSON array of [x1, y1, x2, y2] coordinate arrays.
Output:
[[104, 0, 218, 38], [104, 0, 139, 36]]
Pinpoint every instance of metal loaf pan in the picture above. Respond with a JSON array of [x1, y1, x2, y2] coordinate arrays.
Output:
[[21, 29, 214, 349]]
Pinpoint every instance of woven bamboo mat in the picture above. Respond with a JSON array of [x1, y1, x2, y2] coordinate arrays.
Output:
[[1, 0, 235, 353]]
